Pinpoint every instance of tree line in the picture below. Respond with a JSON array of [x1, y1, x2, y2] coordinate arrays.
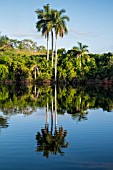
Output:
[[0, 43, 113, 83], [0, 33, 46, 52]]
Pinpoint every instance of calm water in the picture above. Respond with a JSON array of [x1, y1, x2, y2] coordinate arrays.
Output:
[[0, 84, 113, 170]]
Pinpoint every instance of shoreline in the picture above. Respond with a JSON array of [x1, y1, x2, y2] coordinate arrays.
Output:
[[0, 78, 113, 87]]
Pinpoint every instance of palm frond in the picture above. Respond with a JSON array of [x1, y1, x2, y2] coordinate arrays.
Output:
[[59, 9, 66, 15], [61, 15, 70, 22], [82, 45, 89, 50], [72, 46, 79, 51], [77, 42, 82, 50]]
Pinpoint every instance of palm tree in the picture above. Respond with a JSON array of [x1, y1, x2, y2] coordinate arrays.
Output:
[[35, 4, 51, 60], [72, 42, 89, 69], [35, 5, 70, 80], [53, 9, 70, 82], [36, 5, 56, 66], [73, 42, 89, 56]]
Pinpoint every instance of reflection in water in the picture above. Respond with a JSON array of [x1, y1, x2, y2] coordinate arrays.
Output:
[[36, 125, 68, 158], [71, 111, 88, 122], [0, 116, 8, 128], [0, 84, 37, 115], [0, 83, 113, 168], [0, 84, 113, 118], [55, 84, 57, 126], [36, 85, 68, 158]]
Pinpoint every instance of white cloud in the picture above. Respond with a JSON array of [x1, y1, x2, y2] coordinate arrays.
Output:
[[10, 32, 43, 40], [69, 28, 98, 38]]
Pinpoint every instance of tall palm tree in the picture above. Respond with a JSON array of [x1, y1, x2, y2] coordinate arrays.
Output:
[[35, 4, 51, 60], [53, 9, 70, 82], [35, 5, 70, 79]]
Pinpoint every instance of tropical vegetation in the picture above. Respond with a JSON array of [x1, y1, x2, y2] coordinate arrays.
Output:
[[0, 39, 113, 83], [0, 4, 113, 84]]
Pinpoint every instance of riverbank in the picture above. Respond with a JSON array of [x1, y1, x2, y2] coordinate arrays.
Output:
[[0, 78, 113, 88]]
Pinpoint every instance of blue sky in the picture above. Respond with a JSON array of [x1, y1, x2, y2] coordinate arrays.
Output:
[[0, 0, 113, 53]]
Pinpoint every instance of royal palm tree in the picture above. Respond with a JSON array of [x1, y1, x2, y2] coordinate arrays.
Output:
[[36, 5, 56, 65], [36, 5, 70, 80], [53, 9, 70, 81], [35, 4, 51, 60]]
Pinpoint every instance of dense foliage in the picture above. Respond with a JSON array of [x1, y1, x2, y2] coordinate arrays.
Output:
[[0, 49, 51, 82], [0, 34, 113, 83], [0, 48, 113, 83]]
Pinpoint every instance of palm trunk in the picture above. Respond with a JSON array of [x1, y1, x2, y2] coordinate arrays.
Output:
[[47, 34, 49, 61], [34, 85, 36, 96], [55, 84, 57, 127], [51, 30, 54, 68], [34, 68, 37, 80], [55, 35, 58, 82], [80, 55, 82, 70], [51, 96, 53, 135]]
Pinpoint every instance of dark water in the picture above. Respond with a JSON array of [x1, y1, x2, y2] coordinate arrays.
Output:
[[0, 84, 113, 170]]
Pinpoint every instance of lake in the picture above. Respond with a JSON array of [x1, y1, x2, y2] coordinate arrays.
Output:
[[0, 84, 113, 170]]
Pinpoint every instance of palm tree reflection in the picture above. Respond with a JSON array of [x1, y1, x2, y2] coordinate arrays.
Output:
[[36, 125, 68, 158], [70, 110, 88, 122], [36, 85, 68, 158]]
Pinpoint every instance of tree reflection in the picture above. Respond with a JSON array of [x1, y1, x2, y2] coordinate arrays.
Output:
[[36, 85, 68, 158], [70, 111, 88, 122], [1, 83, 113, 119], [0, 84, 37, 115], [0, 116, 8, 128], [36, 125, 68, 158]]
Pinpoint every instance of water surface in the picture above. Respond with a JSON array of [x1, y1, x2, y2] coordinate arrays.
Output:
[[0, 84, 113, 170]]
